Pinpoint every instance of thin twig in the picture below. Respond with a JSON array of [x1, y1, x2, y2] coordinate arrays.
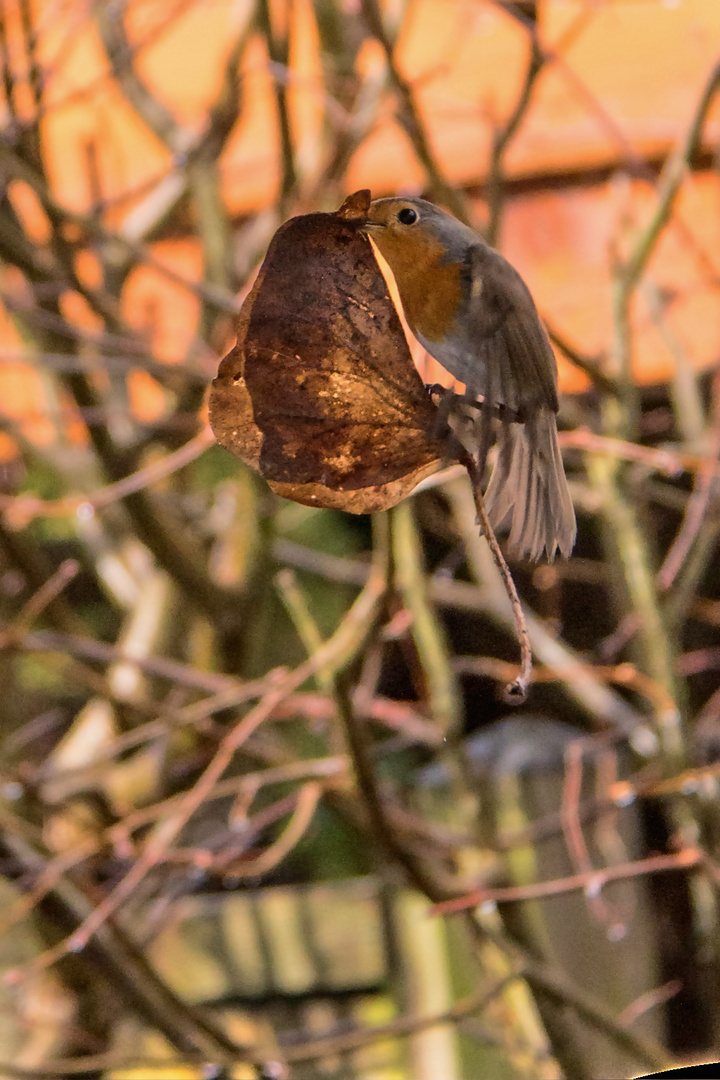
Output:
[[1, 427, 215, 526], [462, 453, 532, 701], [558, 428, 720, 478], [220, 781, 322, 878], [285, 977, 515, 1063], [436, 850, 702, 919], [1, 559, 79, 640]]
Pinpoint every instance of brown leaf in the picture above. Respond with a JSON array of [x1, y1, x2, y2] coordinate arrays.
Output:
[[209, 190, 444, 513]]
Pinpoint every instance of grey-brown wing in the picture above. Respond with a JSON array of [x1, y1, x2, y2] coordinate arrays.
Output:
[[459, 243, 559, 419]]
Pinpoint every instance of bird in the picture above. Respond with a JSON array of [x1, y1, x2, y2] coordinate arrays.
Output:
[[363, 196, 576, 561]]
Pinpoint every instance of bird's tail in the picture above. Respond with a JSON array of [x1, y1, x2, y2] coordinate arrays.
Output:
[[484, 407, 576, 561]]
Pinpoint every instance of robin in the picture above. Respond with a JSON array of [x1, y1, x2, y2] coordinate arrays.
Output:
[[364, 196, 576, 561]]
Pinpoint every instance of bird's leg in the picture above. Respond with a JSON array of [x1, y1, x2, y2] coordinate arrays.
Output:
[[424, 384, 525, 424], [423, 384, 471, 462], [425, 382, 451, 399], [426, 384, 458, 442], [425, 384, 487, 466], [424, 385, 528, 476]]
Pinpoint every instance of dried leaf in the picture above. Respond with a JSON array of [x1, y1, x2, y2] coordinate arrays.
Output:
[[209, 190, 444, 513]]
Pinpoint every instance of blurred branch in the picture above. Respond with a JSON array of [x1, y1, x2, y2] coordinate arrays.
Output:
[[0, 131, 250, 632], [587, 452, 681, 750], [21, 528, 391, 967], [359, 0, 468, 222], [6, 0, 43, 169], [579, 75, 712, 772], [544, 321, 618, 397], [658, 377, 720, 595], [0, 10, 17, 128], [220, 780, 322, 877], [517, 959, 670, 1074], [333, 673, 466, 900], [644, 281, 706, 445], [96, 0, 254, 417], [620, 59, 720, 304], [0, 298, 207, 391], [0, 558, 79, 642], [0, 1056, 180, 1079], [486, 35, 544, 247], [113, 756, 346, 843], [391, 501, 463, 735], [310, 0, 386, 201], [275, 515, 467, 899], [559, 428, 720, 478], [257, 0, 297, 205], [490, 0, 648, 177], [2, 290, 243, 628], [0, 427, 215, 525], [434, 847, 702, 913], [0, 815, 246, 1066], [0, 977, 515, 1076], [36, 1, 198, 121], [286, 977, 514, 1063], [0, 520, 88, 637], [609, 60, 720, 397], [275, 566, 335, 694], [96, 2, 184, 151], [16, 630, 238, 695], [0, 137, 238, 311]]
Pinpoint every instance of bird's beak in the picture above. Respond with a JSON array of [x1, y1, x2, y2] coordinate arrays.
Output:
[[361, 218, 385, 233]]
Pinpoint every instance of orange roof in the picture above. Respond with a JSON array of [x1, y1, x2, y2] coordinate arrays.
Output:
[[28, 0, 720, 214]]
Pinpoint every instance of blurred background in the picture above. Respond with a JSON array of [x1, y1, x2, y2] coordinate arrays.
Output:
[[0, 1, 720, 1077]]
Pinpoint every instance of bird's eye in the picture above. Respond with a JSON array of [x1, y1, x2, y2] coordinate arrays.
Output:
[[397, 207, 418, 225]]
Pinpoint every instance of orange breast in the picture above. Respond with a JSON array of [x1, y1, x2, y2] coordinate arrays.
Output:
[[371, 230, 464, 346]]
